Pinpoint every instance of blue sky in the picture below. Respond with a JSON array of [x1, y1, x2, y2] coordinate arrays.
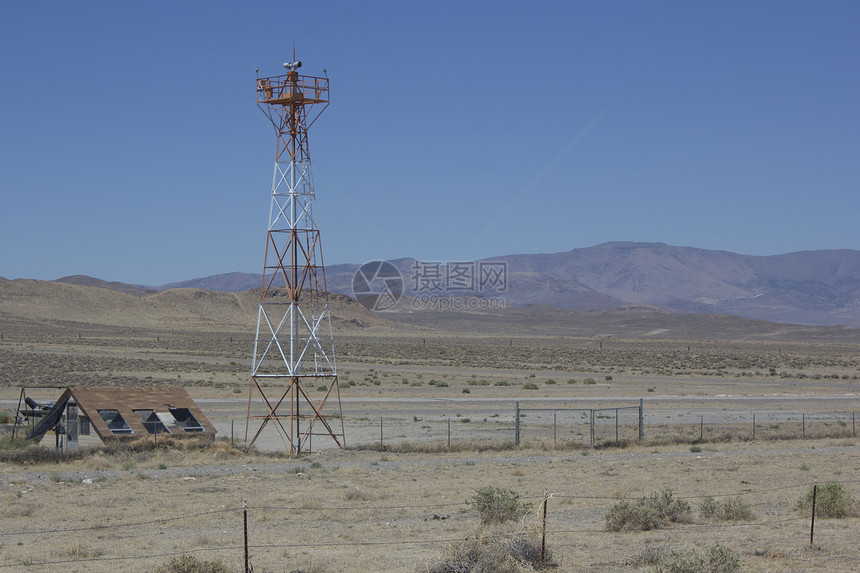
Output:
[[1, 1, 858, 285]]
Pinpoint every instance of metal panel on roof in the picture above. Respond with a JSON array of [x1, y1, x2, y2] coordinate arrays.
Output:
[[67, 387, 216, 441]]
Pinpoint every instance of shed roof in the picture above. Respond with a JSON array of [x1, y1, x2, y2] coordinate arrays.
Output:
[[64, 387, 216, 441]]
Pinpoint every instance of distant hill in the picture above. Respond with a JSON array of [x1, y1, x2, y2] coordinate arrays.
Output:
[[12, 242, 858, 327], [57, 275, 156, 297], [159, 272, 261, 292], [488, 243, 860, 327], [229, 243, 860, 327], [2, 279, 858, 343], [0, 279, 395, 333]]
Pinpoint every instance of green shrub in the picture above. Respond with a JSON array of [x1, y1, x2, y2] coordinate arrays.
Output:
[[605, 489, 691, 531], [0, 411, 12, 424], [468, 487, 532, 524], [699, 496, 755, 521], [648, 488, 692, 523], [428, 529, 554, 572], [720, 496, 755, 521], [522, 382, 539, 390], [698, 496, 720, 519], [583, 378, 597, 384], [605, 500, 660, 531], [654, 543, 740, 573], [797, 483, 859, 518], [156, 554, 230, 573]]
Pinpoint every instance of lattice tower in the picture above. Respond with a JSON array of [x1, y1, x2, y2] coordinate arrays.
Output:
[[245, 59, 344, 455]]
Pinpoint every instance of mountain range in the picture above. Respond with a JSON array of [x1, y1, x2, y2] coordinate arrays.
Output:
[[4, 242, 849, 329], [140, 242, 860, 328]]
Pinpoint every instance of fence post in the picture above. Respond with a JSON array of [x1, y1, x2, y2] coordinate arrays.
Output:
[[540, 488, 548, 565], [243, 499, 249, 573], [853, 412, 856, 437], [802, 413, 805, 437], [379, 416, 383, 451], [638, 399, 644, 443], [590, 409, 595, 447], [700, 415, 704, 443], [447, 417, 451, 450], [553, 412, 557, 444], [752, 413, 756, 441], [810, 480, 818, 547], [615, 408, 619, 444], [515, 401, 520, 447]]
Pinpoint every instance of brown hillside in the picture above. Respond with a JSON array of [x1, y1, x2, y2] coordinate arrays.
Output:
[[0, 280, 397, 333]]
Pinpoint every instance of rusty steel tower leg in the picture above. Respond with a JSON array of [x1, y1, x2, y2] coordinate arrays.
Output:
[[245, 58, 344, 456]]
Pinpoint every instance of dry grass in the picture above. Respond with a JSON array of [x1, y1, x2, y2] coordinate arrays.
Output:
[[0, 439, 858, 571], [1, 304, 860, 571]]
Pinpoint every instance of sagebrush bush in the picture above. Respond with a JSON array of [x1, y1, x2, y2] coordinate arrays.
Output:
[[468, 487, 532, 524], [719, 496, 755, 521], [427, 527, 554, 573], [605, 500, 660, 531], [653, 543, 740, 573], [647, 488, 692, 524], [605, 489, 691, 531], [698, 496, 720, 519], [796, 483, 859, 518], [698, 496, 755, 521], [156, 554, 230, 573]]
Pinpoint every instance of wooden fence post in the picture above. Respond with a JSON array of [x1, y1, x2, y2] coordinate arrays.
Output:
[[515, 401, 520, 447], [243, 499, 249, 573], [615, 408, 619, 444], [541, 489, 548, 565], [590, 409, 595, 447], [810, 480, 818, 547]]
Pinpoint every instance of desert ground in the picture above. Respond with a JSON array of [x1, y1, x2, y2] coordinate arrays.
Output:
[[1, 286, 859, 572]]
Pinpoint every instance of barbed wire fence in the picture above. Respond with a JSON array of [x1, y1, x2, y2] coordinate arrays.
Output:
[[1, 478, 857, 570]]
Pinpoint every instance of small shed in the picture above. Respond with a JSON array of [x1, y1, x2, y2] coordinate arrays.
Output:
[[21, 387, 216, 450]]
